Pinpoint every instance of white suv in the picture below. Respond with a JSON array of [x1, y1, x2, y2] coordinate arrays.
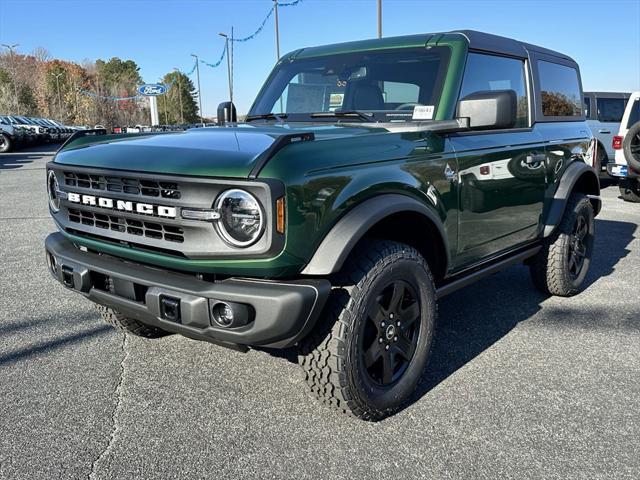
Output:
[[608, 91, 640, 202]]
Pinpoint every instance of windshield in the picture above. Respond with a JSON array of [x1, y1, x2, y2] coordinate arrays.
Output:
[[249, 47, 450, 122]]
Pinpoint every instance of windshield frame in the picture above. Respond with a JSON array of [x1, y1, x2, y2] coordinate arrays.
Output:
[[248, 46, 451, 123]]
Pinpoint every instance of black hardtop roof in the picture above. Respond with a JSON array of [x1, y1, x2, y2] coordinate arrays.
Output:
[[292, 29, 577, 65], [454, 30, 575, 62]]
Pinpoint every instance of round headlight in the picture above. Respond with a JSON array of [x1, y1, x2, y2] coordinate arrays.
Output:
[[47, 170, 60, 213], [215, 189, 264, 247]]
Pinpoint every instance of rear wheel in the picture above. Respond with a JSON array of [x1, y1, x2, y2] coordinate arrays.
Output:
[[298, 240, 436, 421], [619, 178, 640, 203], [0, 133, 12, 153], [529, 193, 594, 296]]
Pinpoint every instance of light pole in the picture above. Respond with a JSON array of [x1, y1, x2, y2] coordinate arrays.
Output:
[[218, 33, 233, 105], [173, 68, 185, 124], [2, 43, 20, 114], [190, 54, 204, 126], [274, 0, 280, 61], [377, 0, 382, 38], [51, 72, 64, 122]]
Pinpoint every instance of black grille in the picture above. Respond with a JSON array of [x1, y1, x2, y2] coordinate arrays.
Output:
[[63, 171, 181, 199], [68, 208, 184, 243]]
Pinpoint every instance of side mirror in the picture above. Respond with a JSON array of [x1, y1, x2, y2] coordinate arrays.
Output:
[[456, 90, 517, 130], [217, 101, 237, 125]]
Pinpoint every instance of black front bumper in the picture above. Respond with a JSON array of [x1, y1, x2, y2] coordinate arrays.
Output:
[[45, 233, 330, 350]]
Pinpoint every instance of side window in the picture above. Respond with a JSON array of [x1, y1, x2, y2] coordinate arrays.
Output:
[[538, 61, 582, 117], [627, 99, 640, 128], [459, 53, 529, 128], [597, 97, 626, 123], [382, 81, 420, 107], [584, 96, 591, 118]]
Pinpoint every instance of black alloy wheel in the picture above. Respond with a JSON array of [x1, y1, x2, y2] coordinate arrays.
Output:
[[360, 280, 421, 386]]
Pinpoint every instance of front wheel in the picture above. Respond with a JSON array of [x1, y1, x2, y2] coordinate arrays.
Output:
[[298, 240, 436, 421], [0, 133, 12, 153], [529, 193, 595, 296], [619, 178, 640, 203]]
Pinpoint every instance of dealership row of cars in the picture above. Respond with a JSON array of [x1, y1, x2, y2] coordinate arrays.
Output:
[[0, 115, 77, 153]]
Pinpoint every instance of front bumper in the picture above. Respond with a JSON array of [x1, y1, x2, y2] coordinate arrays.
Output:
[[45, 233, 330, 350]]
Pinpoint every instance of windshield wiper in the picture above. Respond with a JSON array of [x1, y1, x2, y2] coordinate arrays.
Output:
[[245, 113, 288, 122], [310, 110, 375, 122]]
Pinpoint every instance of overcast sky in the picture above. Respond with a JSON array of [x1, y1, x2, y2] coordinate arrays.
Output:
[[2, 0, 639, 115]]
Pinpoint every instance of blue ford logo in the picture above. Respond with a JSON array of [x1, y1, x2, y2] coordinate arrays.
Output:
[[137, 84, 167, 96]]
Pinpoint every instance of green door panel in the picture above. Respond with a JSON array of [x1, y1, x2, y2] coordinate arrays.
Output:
[[450, 128, 547, 268]]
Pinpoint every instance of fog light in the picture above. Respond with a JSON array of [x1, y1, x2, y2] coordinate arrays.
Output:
[[212, 302, 234, 326], [210, 301, 252, 328]]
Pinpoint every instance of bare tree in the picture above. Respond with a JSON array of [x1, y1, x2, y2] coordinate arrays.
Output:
[[32, 47, 51, 62]]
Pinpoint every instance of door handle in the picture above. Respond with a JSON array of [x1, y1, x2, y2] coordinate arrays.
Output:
[[525, 153, 546, 164], [598, 129, 611, 134]]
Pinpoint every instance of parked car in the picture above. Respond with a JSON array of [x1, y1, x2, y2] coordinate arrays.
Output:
[[0, 116, 28, 152], [584, 91, 631, 172], [45, 30, 600, 420], [608, 92, 640, 202]]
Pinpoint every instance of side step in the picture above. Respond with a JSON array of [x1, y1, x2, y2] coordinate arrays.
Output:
[[435, 246, 541, 299]]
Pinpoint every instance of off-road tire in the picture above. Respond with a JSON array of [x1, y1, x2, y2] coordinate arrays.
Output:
[[619, 178, 640, 203], [298, 240, 437, 421], [0, 134, 12, 153], [96, 277, 170, 338], [529, 193, 594, 296], [623, 121, 640, 171]]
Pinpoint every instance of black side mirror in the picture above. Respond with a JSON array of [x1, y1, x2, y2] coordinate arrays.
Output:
[[217, 102, 237, 125], [456, 90, 517, 130]]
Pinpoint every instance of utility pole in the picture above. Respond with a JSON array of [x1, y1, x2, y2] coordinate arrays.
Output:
[[230, 26, 234, 105], [219, 33, 233, 105], [160, 78, 168, 125], [173, 68, 185, 124], [51, 72, 64, 122], [377, 0, 382, 38], [190, 54, 204, 126], [274, 0, 280, 60], [2, 43, 20, 115]]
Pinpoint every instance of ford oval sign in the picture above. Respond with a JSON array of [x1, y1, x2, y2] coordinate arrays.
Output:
[[137, 84, 167, 96]]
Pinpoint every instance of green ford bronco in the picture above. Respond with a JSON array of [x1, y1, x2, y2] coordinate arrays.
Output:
[[45, 30, 601, 420]]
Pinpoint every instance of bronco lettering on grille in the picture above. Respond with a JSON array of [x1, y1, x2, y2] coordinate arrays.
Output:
[[67, 192, 176, 218]]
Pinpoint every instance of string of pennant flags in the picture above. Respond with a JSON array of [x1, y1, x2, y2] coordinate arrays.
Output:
[[78, 0, 303, 101]]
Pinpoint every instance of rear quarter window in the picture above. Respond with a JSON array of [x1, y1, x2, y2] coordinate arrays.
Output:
[[538, 61, 582, 117], [597, 97, 626, 122], [626, 98, 640, 128]]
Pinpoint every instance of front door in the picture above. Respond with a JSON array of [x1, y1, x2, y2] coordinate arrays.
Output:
[[449, 52, 547, 269]]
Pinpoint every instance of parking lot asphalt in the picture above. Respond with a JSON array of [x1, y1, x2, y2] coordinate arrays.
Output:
[[0, 145, 639, 480]]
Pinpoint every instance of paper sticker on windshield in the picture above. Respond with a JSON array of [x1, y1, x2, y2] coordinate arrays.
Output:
[[412, 105, 435, 120]]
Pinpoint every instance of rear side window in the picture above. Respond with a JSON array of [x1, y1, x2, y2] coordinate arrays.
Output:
[[459, 53, 529, 127], [538, 61, 582, 117], [597, 97, 626, 122], [628, 98, 640, 128], [584, 96, 591, 118]]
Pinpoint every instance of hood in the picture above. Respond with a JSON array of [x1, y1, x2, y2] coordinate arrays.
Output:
[[53, 124, 382, 178]]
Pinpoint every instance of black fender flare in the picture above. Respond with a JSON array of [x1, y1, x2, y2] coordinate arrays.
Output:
[[301, 194, 449, 275], [543, 161, 601, 238]]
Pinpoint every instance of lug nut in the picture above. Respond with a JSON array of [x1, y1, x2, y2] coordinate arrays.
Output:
[[394, 336, 398, 342], [385, 345, 389, 351], [381, 321, 385, 327], [378, 338, 383, 344], [397, 321, 401, 327], [390, 313, 394, 319]]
